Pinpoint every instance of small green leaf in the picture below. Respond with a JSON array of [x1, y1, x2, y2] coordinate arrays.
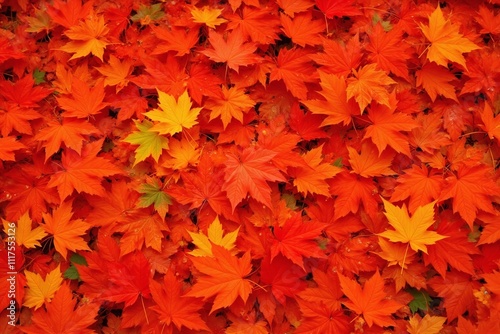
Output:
[[332, 157, 343, 168], [408, 288, 432, 313], [64, 253, 88, 280], [131, 4, 164, 24], [33, 69, 46, 84], [138, 178, 172, 216]]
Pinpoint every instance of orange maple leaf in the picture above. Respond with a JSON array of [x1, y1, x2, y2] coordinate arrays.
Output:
[[280, 12, 324, 47], [56, 77, 108, 118], [205, 85, 255, 129], [0, 136, 26, 161], [364, 103, 419, 156], [35, 117, 100, 161], [419, 5, 480, 69], [150, 272, 209, 332], [291, 145, 342, 196], [339, 270, 402, 327], [303, 71, 359, 126], [222, 146, 285, 211], [346, 63, 396, 112], [439, 165, 500, 228], [21, 283, 99, 334], [201, 28, 261, 73], [58, 13, 110, 61], [186, 245, 253, 313], [41, 201, 91, 259], [47, 139, 123, 201], [95, 55, 133, 93], [416, 63, 458, 102], [348, 141, 395, 178]]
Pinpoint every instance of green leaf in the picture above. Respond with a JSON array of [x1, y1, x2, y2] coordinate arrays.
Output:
[[63, 253, 88, 280], [123, 119, 169, 166], [131, 4, 165, 24], [408, 288, 432, 313], [138, 179, 172, 216], [33, 69, 46, 84]]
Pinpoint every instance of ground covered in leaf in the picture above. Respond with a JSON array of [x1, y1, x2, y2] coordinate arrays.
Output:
[[1, 0, 500, 333]]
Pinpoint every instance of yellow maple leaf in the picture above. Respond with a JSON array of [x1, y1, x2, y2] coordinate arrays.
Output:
[[378, 198, 447, 254], [145, 90, 202, 136], [2, 213, 47, 249], [205, 86, 255, 129], [407, 314, 446, 334], [59, 14, 110, 61], [24, 266, 63, 310], [419, 6, 480, 69], [346, 64, 396, 112], [191, 6, 227, 29], [188, 216, 240, 257], [123, 119, 169, 166]]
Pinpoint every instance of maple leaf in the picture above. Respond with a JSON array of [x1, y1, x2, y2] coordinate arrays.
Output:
[[339, 271, 402, 327], [407, 314, 446, 334], [296, 301, 351, 333], [24, 266, 63, 310], [391, 165, 444, 214], [100, 251, 152, 307], [145, 89, 201, 136], [346, 63, 396, 112], [222, 146, 286, 211], [270, 213, 326, 269], [479, 102, 500, 145], [2, 213, 47, 248], [21, 283, 99, 334], [378, 198, 447, 254], [205, 85, 255, 129], [260, 254, 307, 304], [419, 5, 480, 69], [366, 24, 411, 81], [364, 103, 419, 156], [376, 237, 417, 269], [439, 165, 500, 228], [291, 145, 342, 196], [191, 6, 227, 28], [416, 63, 458, 102], [188, 216, 240, 257], [424, 218, 479, 278], [56, 77, 108, 118], [226, 6, 281, 44], [123, 119, 169, 166], [47, 140, 123, 201], [0, 136, 26, 161], [276, 0, 314, 17], [309, 36, 362, 77], [348, 141, 395, 178], [95, 54, 133, 92], [150, 271, 209, 332], [269, 47, 318, 100], [303, 71, 359, 126], [280, 12, 324, 47], [298, 268, 343, 311], [186, 245, 253, 313], [136, 178, 172, 219], [35, 117, 100, 161], [329, 172, 379, 220], [169, 154, 233, 218], [315, 0, 361, 18], [162, 136, 201, 170], [58, 13, 110, 61], [0, 104, 41, 137], [428, 270, 480, 321], [41, 201, 91, 260], [201, 28, 261, 73], [152, 26, 199, 56]]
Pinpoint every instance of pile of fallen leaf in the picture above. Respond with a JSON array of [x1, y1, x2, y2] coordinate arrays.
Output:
[[1, 0, 500, 333]]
